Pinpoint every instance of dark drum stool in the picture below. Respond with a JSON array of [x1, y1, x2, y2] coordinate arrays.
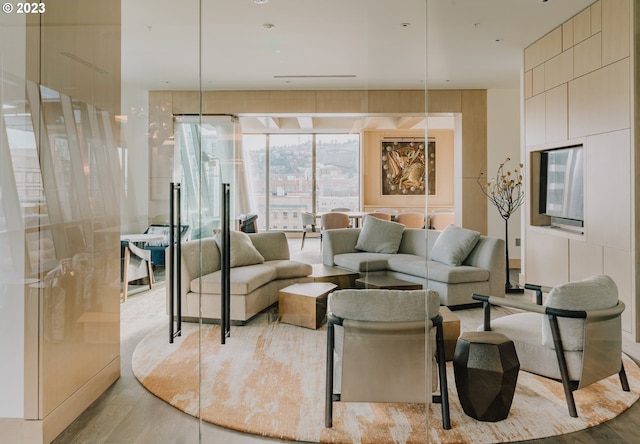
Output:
[[453, 331, 520, 422]]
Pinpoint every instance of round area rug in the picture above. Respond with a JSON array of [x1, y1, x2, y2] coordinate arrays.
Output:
[[132, 315, 640, 443]]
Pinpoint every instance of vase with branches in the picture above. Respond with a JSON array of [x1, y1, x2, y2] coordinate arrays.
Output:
[[478, 158, 525, 293]]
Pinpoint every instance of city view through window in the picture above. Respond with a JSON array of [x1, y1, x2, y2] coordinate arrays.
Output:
[[243, 133, 360, 230]]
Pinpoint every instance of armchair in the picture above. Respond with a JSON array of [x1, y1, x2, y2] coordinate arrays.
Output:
[[325, 289, 450, 429], [121, 240, 153, 302], [473, 274, 630, 417], [143, 224, 190, 266], [300, 211, 320, 249]]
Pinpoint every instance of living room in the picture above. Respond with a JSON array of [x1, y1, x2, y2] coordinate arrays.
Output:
[[2, 0, 640, 443]]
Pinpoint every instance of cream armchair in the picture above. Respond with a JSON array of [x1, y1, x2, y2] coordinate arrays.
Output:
[[473, 274, 630, 417], [325, 289, 451, 429]]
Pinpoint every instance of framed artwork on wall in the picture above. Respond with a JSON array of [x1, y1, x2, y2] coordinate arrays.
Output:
[[381, 138, 435, 196]]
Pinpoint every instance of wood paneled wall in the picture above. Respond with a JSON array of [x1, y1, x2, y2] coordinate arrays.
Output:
[[523, 0, 636, 340], [150, 88, 488, 234]]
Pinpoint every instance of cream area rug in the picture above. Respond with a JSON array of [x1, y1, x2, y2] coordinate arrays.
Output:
[[132, 315, 640, 443]]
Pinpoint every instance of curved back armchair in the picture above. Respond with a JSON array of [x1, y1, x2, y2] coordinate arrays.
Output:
[[473, 274, 629, 417], [300, 211, 320, 249], [325, 289, 450, 429], [121, 241, 153, 302]]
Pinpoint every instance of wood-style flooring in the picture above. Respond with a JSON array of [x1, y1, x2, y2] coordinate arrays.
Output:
[[52, 238, 640, 443]]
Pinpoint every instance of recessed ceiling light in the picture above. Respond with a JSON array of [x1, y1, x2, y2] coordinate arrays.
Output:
[[263, 23, 275, 30], [400, 23, 411, 28], [253, 0, 269, 4]]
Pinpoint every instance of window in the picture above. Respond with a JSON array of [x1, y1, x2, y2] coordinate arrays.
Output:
[[243, 133, 360, 231]]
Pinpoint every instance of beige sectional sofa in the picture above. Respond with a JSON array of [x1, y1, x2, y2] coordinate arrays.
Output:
[[322, 218, 505, 307], [167, 231, 312, 324]]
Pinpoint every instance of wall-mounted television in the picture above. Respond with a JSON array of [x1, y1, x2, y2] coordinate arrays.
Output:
[[539, 145, 584, 228]]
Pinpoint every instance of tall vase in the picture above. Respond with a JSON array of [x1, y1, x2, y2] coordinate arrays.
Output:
[[504, 217, 523, 293]]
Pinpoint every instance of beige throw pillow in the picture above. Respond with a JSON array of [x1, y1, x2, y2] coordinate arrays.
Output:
[[216, 230, 265, 268], [429, 224, 480, 266], [355, 215, 405, 254]]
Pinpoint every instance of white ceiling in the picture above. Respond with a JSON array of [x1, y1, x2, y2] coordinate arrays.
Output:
[[122, 0, 595, 91]]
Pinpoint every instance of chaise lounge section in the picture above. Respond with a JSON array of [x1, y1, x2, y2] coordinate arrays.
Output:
[[322, 219, 505, 307], [168, 231, 313, 324]]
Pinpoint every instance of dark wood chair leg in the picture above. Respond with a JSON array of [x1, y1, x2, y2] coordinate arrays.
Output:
[[434, 319, 451, 429], [548, 315, 578, 417], [620, 362, 630, 391]]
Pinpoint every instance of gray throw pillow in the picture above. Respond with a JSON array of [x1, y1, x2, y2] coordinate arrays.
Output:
[[429, 224, 480, 266], [355, 215, 405, 254], [215, 230, 265, 268]]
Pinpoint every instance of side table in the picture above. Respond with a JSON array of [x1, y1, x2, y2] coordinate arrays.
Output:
[[278, 282, 337, 329], [453, 331, 520, 422]]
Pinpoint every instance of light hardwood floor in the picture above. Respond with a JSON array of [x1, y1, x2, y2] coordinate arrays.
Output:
[[52, 238, 640, 443]]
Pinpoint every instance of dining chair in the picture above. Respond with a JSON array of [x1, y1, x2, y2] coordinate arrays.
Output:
[[331, 207, 351, 212], [395, 212, 425, 228], [365, 212, 391, 221], [300, 211, 321, 249], [320, 212, 350, 247]]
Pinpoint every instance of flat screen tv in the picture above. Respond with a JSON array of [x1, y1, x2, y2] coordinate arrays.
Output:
[[539, 145, 584, 227]]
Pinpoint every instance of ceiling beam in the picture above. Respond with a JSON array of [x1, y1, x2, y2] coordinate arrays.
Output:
[[396, 117, 424, 129], [256, 117, 280, 129], [297, 116, 314, 129]]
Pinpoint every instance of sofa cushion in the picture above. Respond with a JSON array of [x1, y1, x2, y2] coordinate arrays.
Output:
[[541, 274, 618, 351], [192, 264, 277, 295], [334, 252, 392, 272], [426, 260, 489, 284], [387, 254, 428, 278], [265, 260, 312, 279], [355, 216, 405, 254], [430, 224, 480, 266], [216, 230, 265, 268]]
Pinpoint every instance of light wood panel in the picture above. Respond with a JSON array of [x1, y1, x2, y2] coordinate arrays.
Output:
[[368, 90, 425, 114], [602, 0, 630, 65], [427, 90, 462, 113], [525, 94, 546, 147], [545, 84, 568, 143], [573, 7, 592, 44], [568, 58, 630, 139], [525, 228, 570, 287], [573, 33, 602, 78], [590, 0, 602, 34], [544, 48, 573, 90], [562, 19, 574, 51], [569, 239, 603, 281], [316, 90, 367, 113], [532, 64, 546, 96], [524, 70, 533, 99], [604, 247, 634, 335], [584, 129, 631, 251], [524, 27, 562, 72]]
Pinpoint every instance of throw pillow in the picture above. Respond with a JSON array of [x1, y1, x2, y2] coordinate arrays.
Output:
[[541, 274, 618, 351], [355, 215, 405, 254], [215, 230, 265, 268], [429, 224, 480, 266]]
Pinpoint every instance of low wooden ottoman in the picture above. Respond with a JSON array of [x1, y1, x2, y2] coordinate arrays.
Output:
[[440, 306, 461, 361], [278, 282, 337, 329]]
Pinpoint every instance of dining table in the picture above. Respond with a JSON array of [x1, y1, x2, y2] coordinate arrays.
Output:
[[316, 211, 368, 228]]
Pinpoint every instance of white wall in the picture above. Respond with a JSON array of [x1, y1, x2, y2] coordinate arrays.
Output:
[[487, 88, 522, 261]]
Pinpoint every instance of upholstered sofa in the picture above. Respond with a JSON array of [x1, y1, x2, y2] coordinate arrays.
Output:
[[167, 231, 313, 324], [322, 217, 505, 307]]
